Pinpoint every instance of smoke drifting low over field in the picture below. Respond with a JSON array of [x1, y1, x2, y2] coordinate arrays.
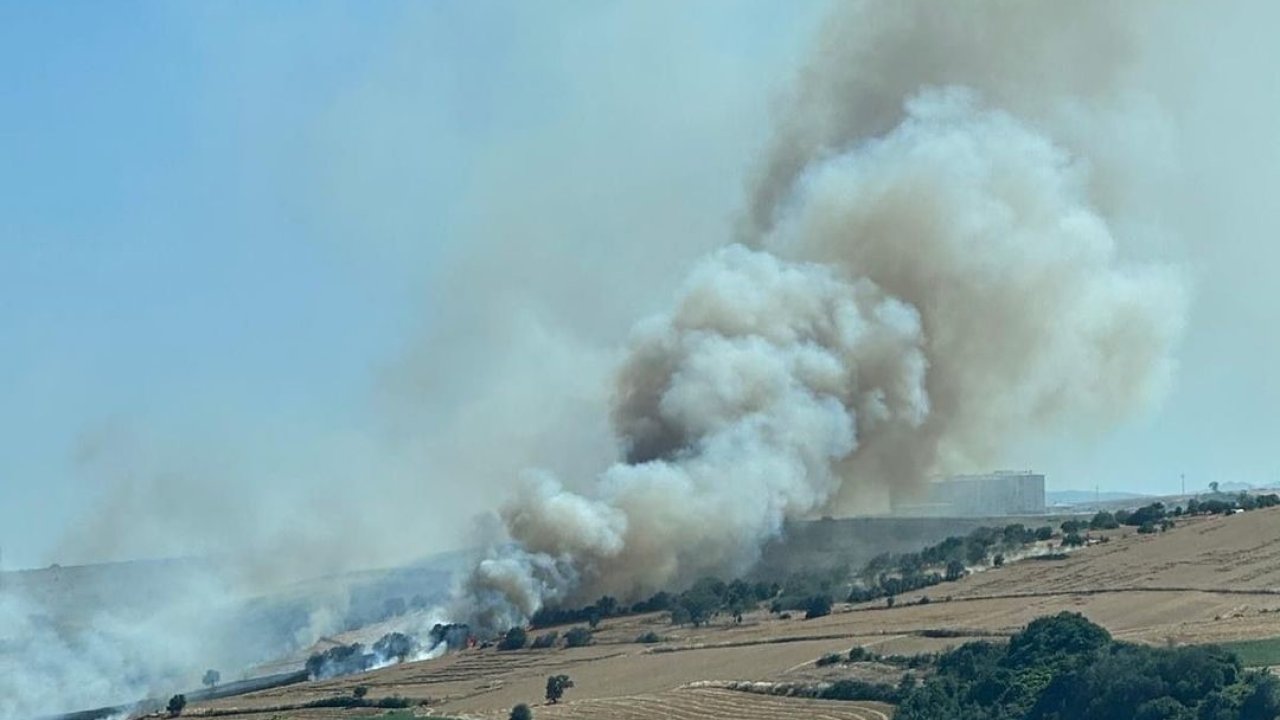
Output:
[[24, 0, 1280, 714], [463, 1, 1186, 630]]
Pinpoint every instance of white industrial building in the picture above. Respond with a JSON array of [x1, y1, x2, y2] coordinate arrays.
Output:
[[896, 471, 1046, 517]]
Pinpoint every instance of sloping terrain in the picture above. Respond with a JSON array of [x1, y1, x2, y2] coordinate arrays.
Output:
[[187, 506, 1280, 719]]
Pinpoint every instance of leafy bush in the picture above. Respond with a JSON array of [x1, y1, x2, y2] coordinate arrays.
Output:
[[818, 680, 902, 702], [816, 653, 842, 667], [635, 631, 662, 644], [302, 694, 412, 710], [1061, 532, 1086, 547], [510, 703, 533, 720], [373, 631, 419, 662], [166, 694, 186, 717], [1034, 526, 1054, 541], [306, 643, 374, 679], [1089, 511, 1120, 530], [545, 674, 574, 704], [804, 594, 833, 619], [531, 631, 559, 649], [564, 627, 593, 647], [1060, 519, 1086, 534], [848, 646, 876, 662], [498, 626, 528, 651], [892, 612, 1272, 720], [1125, 502, 1167, 527]]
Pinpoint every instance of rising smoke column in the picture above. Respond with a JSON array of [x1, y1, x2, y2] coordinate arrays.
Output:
[[463, 1, 1185, 631], [465, 246, 929, 629]]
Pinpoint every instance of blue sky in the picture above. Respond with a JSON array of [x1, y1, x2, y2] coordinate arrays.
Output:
[[0, 1, 821, 569], [5, 2, 1280, 572], [1, 2, 436, 568]]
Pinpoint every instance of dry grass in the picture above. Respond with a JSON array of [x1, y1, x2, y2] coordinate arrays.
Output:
[[189, 506, 1280, 720]]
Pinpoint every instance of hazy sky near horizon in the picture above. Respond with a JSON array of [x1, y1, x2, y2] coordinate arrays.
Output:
[[0, 1, 823, 570], [3, 2, 1280, 571]]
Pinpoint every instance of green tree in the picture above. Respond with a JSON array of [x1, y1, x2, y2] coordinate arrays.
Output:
[[201, 669, 220, 688], [498, 626, 528, 651], [1133, 696, 1192, 720], [530, 631, 559, 649], [509, 703, 533, 720], [1240, 673, 1280, 720], [669, 605, 692, 626], [166, 694, 186, 717], [804, 594, 833, 619], [545, 674, 574, 704], [1089, 511, 1120, 530], [594, 595, 619, 616], [677, 590, 719, 626], [564, 626, 593, 647]]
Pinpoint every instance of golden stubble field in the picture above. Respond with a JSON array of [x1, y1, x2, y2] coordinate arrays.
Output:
[[191, 506, 1280, 720]]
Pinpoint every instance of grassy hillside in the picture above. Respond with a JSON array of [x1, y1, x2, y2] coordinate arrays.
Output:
[[177, 507, 1280, 720]]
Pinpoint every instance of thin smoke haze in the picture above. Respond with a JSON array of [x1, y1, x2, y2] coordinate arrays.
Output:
[[23, 0, 1280, 716], [462, 0, 1186, 630]]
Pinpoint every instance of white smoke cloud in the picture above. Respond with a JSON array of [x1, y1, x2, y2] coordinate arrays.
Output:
[[466, 245, 930, 628], [9, 0, 1236, 711], [463, 6, 1188, 628]]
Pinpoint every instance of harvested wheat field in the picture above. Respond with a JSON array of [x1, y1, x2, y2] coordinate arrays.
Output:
[[187, 506, 1280, 720], [516, 687, 891, 720]]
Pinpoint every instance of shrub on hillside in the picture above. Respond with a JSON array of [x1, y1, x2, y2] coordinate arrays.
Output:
[[306, 643, 374, 680], [1061, 532, 1086, 547], [498, 626, 528, 651], [1089, 511, 1120, 530], [848, 646, 876, 662], [893, 612, 1273, 720], [564, 627, 593, 647], [373, 631, 419, 662], [819, 680, 902, 702], [530, 631, 559, 649], [1060, 519, 1086, 534], [804, 594, 833, 619], [816, 653, 842, 667], [545, 674, 574, 704], [1124, 502, 1167, 527]]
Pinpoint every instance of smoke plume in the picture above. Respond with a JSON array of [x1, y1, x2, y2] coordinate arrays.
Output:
[[464, 1, 1186, 630]]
